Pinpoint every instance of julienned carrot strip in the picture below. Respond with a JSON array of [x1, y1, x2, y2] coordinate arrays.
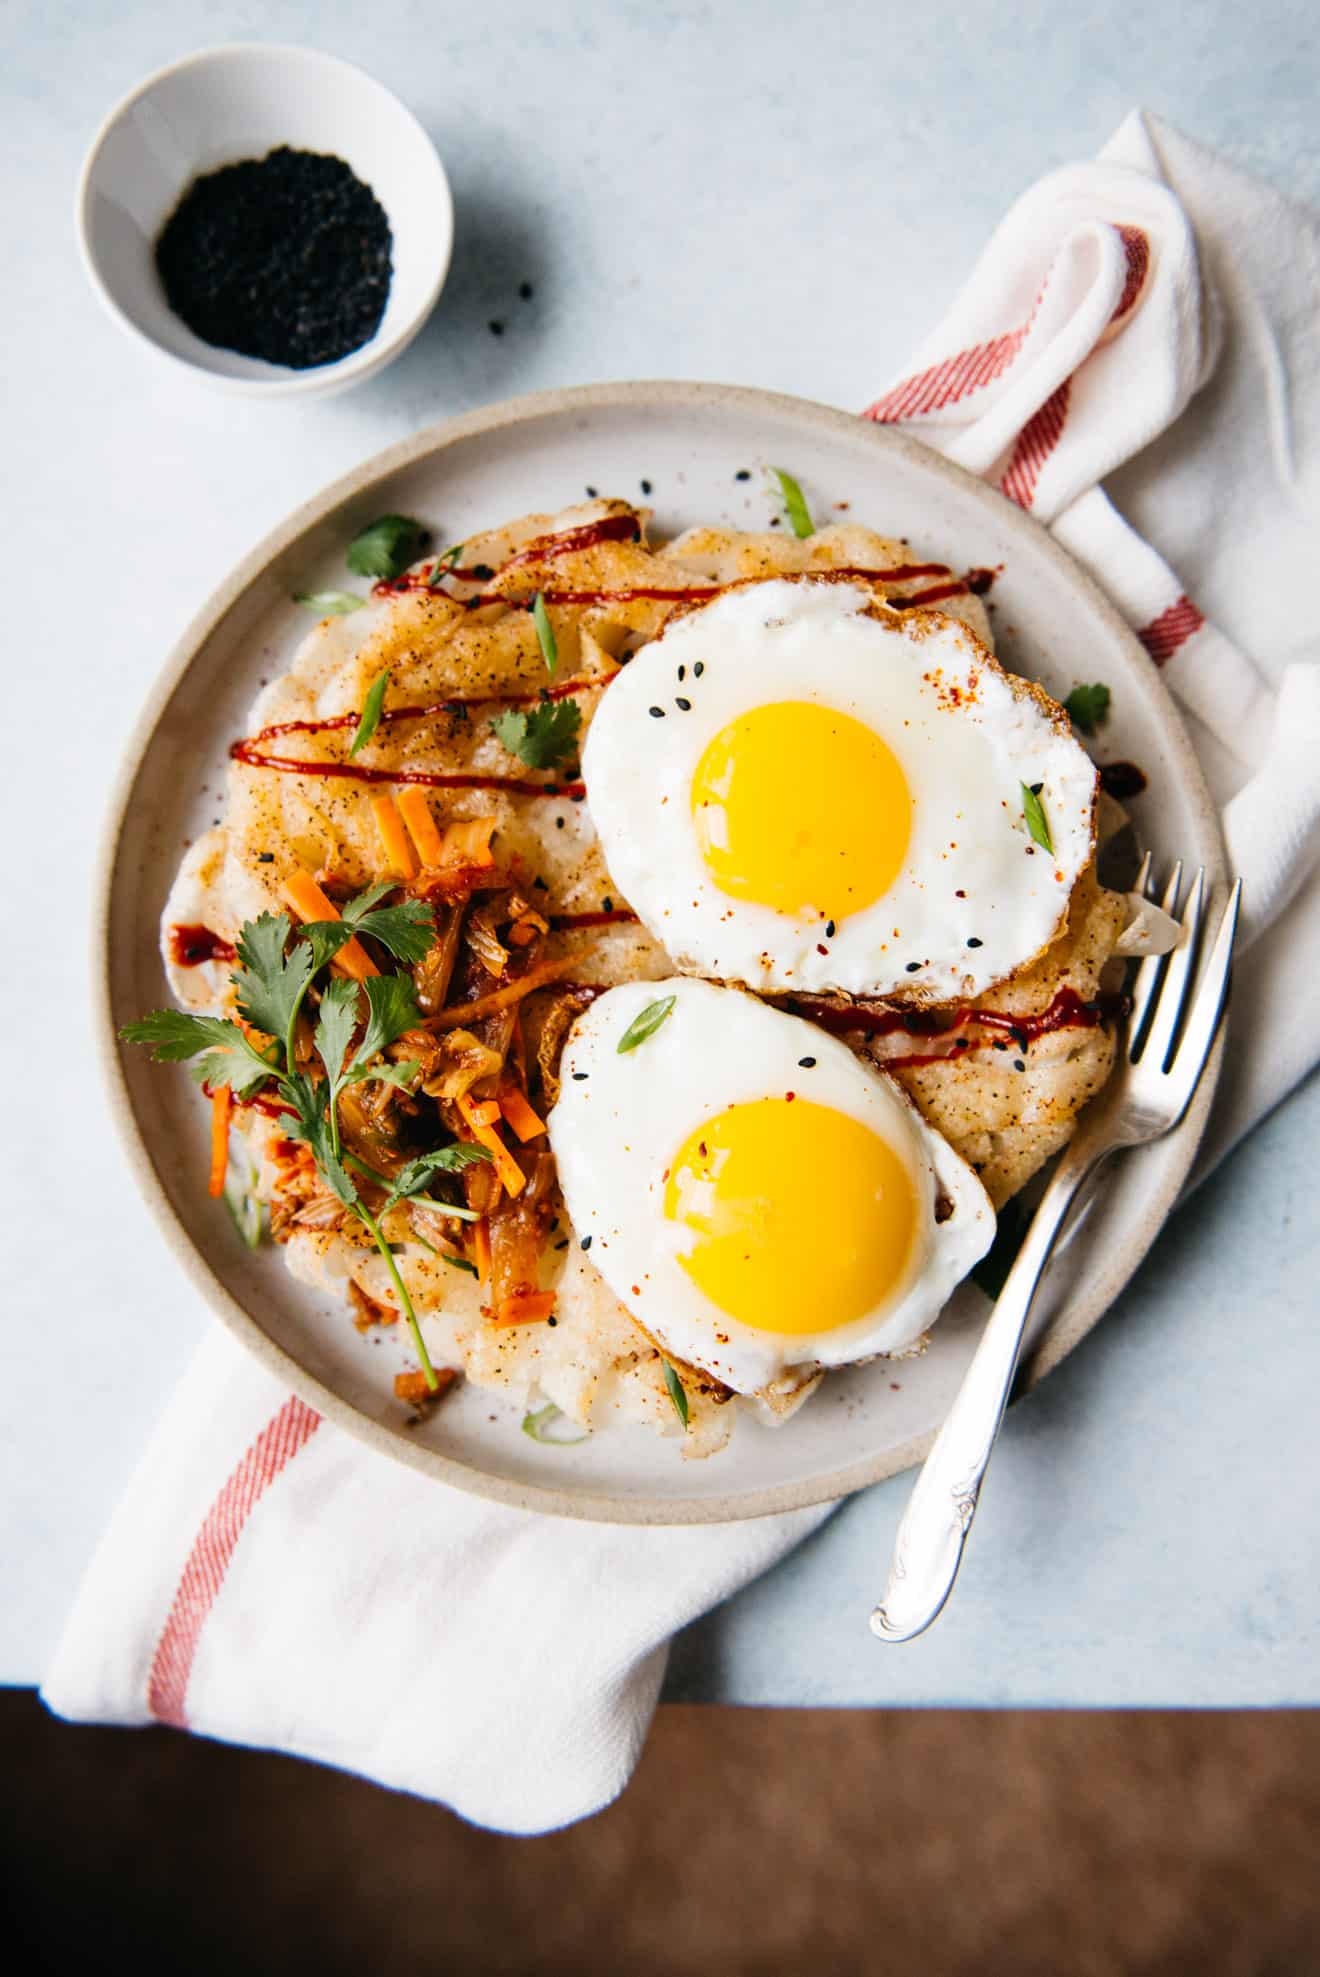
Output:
[[281, 872, 378, 981], [491, 1291, 556, 1328], [465, 1096, 502, 1129], [397, 787, 447, 867], [455, 1091, 526, 1197], [370, 791, 418, 879], [208, 1085, 232, 1198], [472, 1217, 491, 1283], [499, 1086, 546, 1142]]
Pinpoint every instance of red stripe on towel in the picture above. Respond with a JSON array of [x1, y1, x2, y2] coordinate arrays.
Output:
[[863, 326, 1029, 421], [1138, 594, 1204, 665], [999, 377, 1072, 509], [1112, 226, 1150, 322], [146, 1395, 322, 1729]]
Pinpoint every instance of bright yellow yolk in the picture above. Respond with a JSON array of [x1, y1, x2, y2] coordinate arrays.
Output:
[[690, 700, 911, 921], [662, 1098, 921, 1336]]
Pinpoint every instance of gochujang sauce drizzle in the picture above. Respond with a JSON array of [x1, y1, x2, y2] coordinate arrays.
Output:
[[787, 985, 1125, 1071], [168, 924, 237, 967]]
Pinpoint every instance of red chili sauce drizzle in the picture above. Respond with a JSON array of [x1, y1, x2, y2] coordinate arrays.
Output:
[[167, 924, 237, 968], [244, 536, 973, 794], [787, 985, 1125, 1071]]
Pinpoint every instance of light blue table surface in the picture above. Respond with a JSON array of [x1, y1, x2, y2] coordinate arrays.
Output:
[[3, 0, 1317, 1703]]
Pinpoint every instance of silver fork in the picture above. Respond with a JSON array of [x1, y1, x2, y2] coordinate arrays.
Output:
[[870, 861, 1242, 1643]]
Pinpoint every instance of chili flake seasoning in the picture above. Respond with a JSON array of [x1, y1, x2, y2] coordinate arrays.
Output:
[[154, 146, 392, 369]]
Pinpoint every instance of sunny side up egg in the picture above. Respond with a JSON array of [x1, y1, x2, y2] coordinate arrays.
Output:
[[548, 978, 995, 1395], [583, 577, 1099, 1002]]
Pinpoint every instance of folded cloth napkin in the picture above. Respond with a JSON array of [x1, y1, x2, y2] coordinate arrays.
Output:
[[43, 111, 1320, 1832]]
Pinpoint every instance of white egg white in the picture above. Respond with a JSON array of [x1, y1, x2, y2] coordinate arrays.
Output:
[[583, 578, 1098, 1001], [548, 978, 995, 1395]]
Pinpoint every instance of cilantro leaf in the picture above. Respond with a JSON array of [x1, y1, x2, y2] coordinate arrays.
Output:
[[531, 591, 558, 676], [379, 1142, 493, 1218], [349, 668, 390, 757], [314, 977, 361, 1088], [346, 514, 426, 580], [1064, 682, 1112, 736], [119, 1011, 276, 1099], [341, 882, 396, 921], [300, 898, 435, 969], [294, 591, 364, 616], [352, 901, 436, 965], [347, 973, 423, 1079], [232, 914, 314, 1046], [770, 466, 814, 539], [1021, 782, 1054, 853], [490, 699, 582, 771]]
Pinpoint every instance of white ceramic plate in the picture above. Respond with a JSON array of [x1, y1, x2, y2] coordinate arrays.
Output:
[[99, 382, 1227, 1523]]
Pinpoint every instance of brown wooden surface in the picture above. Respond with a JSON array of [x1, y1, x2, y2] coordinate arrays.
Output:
[[4, 1694, 1319, 1974]]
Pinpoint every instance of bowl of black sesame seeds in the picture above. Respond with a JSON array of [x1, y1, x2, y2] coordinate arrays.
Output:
[[76, 43, 453, 397]]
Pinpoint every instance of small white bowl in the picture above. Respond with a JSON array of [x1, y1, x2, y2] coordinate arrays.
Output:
[[76, 43, 454, 399]]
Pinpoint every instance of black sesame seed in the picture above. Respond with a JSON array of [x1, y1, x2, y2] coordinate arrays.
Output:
[[824, 919, 836, 939], [677, 664, 686, 681], [735, 469, 751, 481], [905, 961, 921, 973], [1030, 782, 1043, 795], [489, 320, 504, 336], [798, 1056, 817, 1068], [967, 936, 983, 948], [675, 697, 692, 711], [640, 479, 653, 494], [533, 875, 548, 890], [257, 852, 274, 863], [519, 281, 534, 300], [992, 1040, 1008, 1051], [572, 1071, 589, 1081], [585, 485, 598, 498], [546, 1316, 558, 1327], [694, 661, 705, 677], [580, 1235, 593, 1251], [154, 146, 392, 369], [556, 816, 565, 829], [649, 706, 666, 718], [602, 897, 613, 912], [1014, 1058, 1026, 1072], [554, 1238, 569, 1250]]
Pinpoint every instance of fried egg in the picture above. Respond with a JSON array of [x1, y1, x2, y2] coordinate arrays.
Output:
[[548, 977, 995, 1394], [583, 577, 1098, 1001]]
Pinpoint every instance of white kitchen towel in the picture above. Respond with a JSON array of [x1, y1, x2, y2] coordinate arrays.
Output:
[[43, 112, 1320, 1831], [863, 109, 1320, 1168]]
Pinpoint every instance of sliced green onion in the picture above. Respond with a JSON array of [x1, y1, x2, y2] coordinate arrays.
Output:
[[522, 1401, 590, 1445], [770, 466, 814, 539], [1021, 782, 1054, 853], [616, 994, 677, 1055], [532, 591, 558, 676], [349, 668, 391, 757], [661, 1359, 690, 1429], [294, 591, 365, 616], [429, 542, 464, 589]]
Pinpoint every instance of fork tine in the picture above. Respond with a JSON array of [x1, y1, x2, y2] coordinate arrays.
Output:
[[1165, 880, 1241, 1097], [1128, 860, 1182, 1058], [1140, 867, 1206, 1072]]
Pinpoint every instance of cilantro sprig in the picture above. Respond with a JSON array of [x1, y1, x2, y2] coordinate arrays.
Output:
[[1064, 682, 1111, 736], [120, 889, 485, 1394], [347, 514, 427, 580], [490, 699, 582, 771]]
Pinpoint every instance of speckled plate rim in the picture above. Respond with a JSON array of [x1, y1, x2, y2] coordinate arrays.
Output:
[[94, 380, 1228, 1524]]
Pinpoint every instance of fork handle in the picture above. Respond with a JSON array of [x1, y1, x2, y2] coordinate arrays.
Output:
[[870, 1142, 1105, 1642]]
